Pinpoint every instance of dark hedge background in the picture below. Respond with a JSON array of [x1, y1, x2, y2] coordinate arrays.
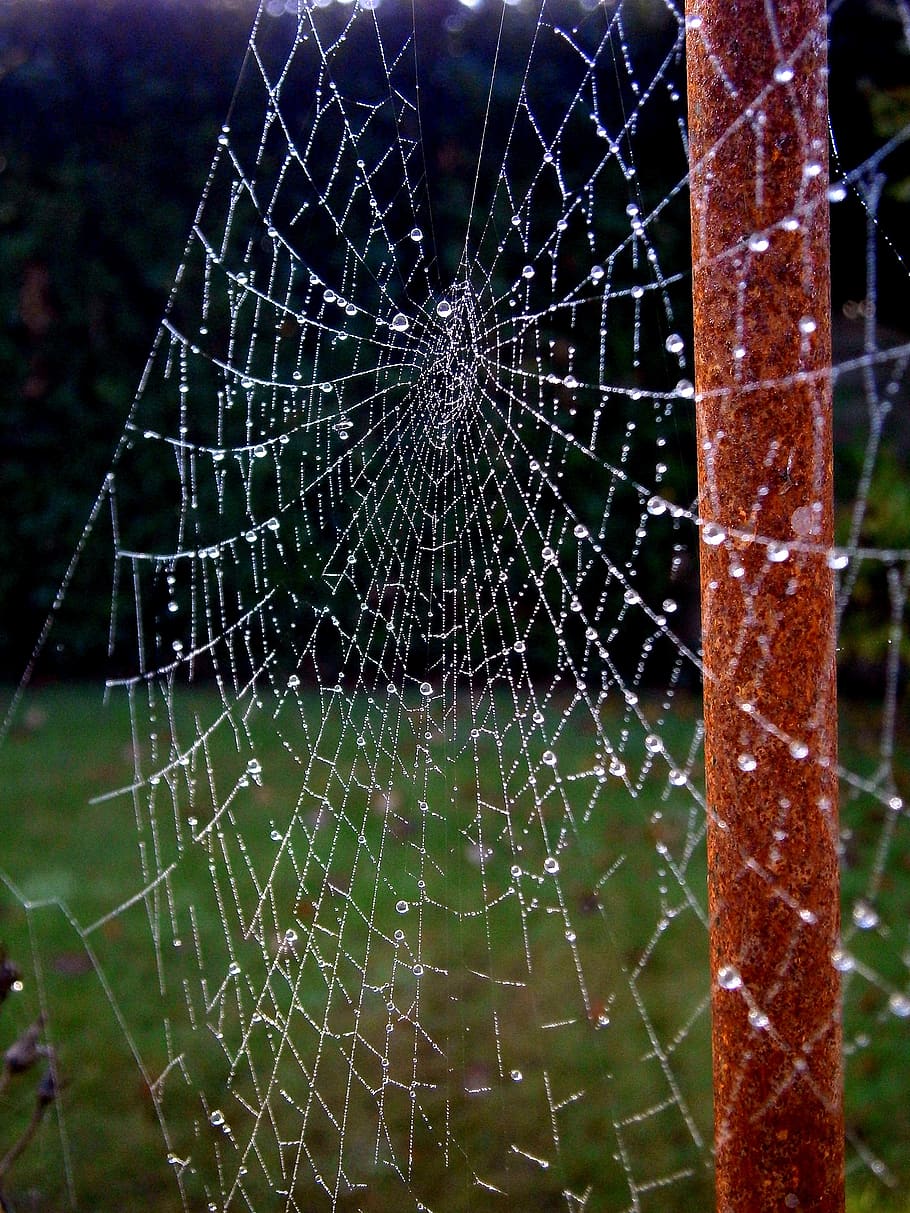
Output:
[[0, 0, 906, 682]]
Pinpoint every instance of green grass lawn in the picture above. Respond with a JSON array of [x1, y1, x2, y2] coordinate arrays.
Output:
[[0, 685, 907, 1212]]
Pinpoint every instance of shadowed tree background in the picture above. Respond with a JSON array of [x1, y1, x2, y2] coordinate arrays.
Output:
[[0, 0, 907, 675]]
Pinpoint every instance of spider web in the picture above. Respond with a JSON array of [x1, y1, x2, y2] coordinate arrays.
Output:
[[2, 1, 909, 1210]]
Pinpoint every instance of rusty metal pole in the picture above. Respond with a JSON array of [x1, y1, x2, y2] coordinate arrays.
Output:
[[685, 2, 844, 1210]]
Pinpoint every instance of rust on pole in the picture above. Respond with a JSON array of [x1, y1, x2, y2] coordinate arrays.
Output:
[[685, 2, 845, 1211]]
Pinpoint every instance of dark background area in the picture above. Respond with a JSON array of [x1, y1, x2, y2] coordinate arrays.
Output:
[[0, 0, 907, 682]]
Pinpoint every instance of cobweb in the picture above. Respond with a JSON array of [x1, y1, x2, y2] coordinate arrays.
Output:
[[1, 0, 909, 1210]]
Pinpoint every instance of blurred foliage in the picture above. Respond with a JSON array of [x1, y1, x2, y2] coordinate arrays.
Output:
[[828, 0, 910, 307], [836, 444, 910, 683], [0, 0, 907, 685], [866, 81, 910, 201], [0, 0, 255, 673]]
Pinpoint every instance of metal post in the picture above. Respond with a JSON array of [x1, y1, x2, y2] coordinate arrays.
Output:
[[685, 2, 845, 1210]]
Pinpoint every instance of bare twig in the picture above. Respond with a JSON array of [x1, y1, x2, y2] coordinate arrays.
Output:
[[0, 1063, 58, 1182], [4, 1017, 46, 1079], [0, 955, 61, 1211]]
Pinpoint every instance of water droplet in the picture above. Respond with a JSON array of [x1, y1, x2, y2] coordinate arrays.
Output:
[[284, 928, 297, 944], [541, 546, 556, 563], [827, 182, 847, 203], [831, 947, 854, 972], [542, 750, 557, 766], [662, 597, 677, 613], [669, 769, 687, 787], [210, 1110, 225, 1127], [632, 285, 645, 300], [543, 856, 559, 875], [287, 674, 300, 689], [413, 964, 424, 977], [789, 739, 809, 760], [436, 299, 452, 319], [773, 63, 795, 84], [228, 962, 241, 976], [391, 313, 410, 332], [888, 992, 910, 1019], [248, 758, 261, 775], [645, 734, 662, 754], [675, 378, 695, 399], [852, 900, 879, 930], [396, 900, 410, 914], [511, 1068, 523, 1082], [685, 12, 702, 29], [521, 264, 535, 279], [573, 523, 589, 539], [748, 1007, 770, 1030], [563, 374, 578, 390], [748, 234, 770, 253], [702, 521, 726, 546], [647, 495, 667, 516], [419, 682, 432, 697], [513, 640, 526, 654], [767, 541, 790, 563], [590, 265, 605, 282], [827, 551, 848, 570], [665, 333, 684, 355], [717, 964, 743, 990], [738, 753, 758, 773], [790, 505, 820, 537], [409, 227, 423, 242], [799, 315, 817, 334], [609, 756, 626, 777], [532, 710, 544, 724]]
